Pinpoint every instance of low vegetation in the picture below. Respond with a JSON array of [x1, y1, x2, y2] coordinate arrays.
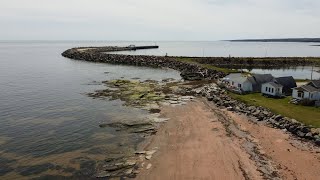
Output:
[[87, 79, 182, 107], [229, 93, 320, 127], [175, 57, 239, 73], [294, 79, 311, 83]]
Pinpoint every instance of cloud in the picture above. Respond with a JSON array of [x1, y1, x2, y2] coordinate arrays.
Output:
[[0, 0, 319, 40]]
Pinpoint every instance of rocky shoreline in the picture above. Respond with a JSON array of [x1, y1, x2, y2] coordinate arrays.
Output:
[[194, 83, 320, 146], [62, 46, 320, 146], [87, 79, 197, 178]]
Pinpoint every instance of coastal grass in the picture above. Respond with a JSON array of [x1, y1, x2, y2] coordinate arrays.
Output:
[[295, 79, 311, 82], [175, 57, 239, 74], [223, 57, 320, 64], [229, 93, 320, 127]]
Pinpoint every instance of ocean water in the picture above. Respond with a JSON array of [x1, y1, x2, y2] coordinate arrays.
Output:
[[0, 41, 319, 179], [0, 41, 181, 179], [245, 66, 320, 80], [107, 41, 320, 57]]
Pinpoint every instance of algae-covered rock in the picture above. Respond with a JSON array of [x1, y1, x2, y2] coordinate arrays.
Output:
[[99, 121, 156, 134], [88, 79, 176, 107]]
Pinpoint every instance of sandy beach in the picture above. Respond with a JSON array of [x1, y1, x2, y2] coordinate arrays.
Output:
[[135, 99, 320, 180]]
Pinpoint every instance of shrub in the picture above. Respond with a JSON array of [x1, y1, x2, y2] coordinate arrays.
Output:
[[299, 99, 315, 106]]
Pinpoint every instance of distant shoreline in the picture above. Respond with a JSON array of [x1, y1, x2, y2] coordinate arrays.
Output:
[[229, 38, 320, 43]]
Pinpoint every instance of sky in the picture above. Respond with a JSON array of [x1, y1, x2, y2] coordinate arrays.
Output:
[[0, 0, 320, 41]]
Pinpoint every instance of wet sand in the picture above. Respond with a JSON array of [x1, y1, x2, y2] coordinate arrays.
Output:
[[136, 99, 320, 180]]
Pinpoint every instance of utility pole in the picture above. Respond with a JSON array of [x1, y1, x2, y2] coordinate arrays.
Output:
[[311, 64, 314, 80], [265, 48, 268, 57], [202, 48, 205, 57]]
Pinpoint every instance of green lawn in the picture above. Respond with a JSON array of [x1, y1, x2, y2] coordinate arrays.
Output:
[[294, 79, 311, 83], [175, 57, 239, 74], [229, 93, 320, 127]]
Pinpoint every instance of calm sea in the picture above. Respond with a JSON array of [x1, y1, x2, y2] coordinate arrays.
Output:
[[0, 41, 319, 179], [0, 41, 181, 179]]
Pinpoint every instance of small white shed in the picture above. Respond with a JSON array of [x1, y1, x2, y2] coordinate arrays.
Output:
[[229, 76, 253, 92], [261, 82, 283, 97]]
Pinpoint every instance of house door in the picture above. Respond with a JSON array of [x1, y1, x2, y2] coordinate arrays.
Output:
[[298, 91, 304, 98]]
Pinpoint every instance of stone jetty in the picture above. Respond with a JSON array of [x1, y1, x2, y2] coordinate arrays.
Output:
[[62, 46, 226, 80]]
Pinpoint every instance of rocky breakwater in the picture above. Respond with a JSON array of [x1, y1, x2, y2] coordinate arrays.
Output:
[[190, 56, 320, 68], [62, 46, 226, 80], [193, 84, 320, 146]]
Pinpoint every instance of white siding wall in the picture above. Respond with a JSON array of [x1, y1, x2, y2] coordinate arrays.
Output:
[[261, 84, 280, 96], [229, 81, 238, 89], [292, 89, 300, 99], [292, 90, 320, 101], [316, 92, 320, 100], [292, 90, 313, 100], [230, 80, 252, 92], [304, 92, 310, 99], [309, 92, 320, 100]]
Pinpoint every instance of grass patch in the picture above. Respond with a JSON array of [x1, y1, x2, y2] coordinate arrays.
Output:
[[201, 64, 239, 73], [229, 93, 320, 127], [295, 79, 310, 82], [175, 57, 239, 73]]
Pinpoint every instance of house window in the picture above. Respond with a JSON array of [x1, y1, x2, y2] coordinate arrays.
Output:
[[311, 94, 313, 99], [272, 88, 274, 93], [268, 87, 271, 92], [265, 87, 268, 92], [298, 91, 304, 98], [238, 84, 242, 88], [232, 81, 234, 85]]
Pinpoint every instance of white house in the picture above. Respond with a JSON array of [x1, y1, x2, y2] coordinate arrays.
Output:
[[222, 73, 274, 93], [292, 80, 320, 101], [231, 76, 254, 92], [261, 82, 283, 97], [222, 74, 253, 92]]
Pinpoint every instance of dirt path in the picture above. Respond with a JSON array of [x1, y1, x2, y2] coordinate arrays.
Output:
[[135, 99, 320, 180]]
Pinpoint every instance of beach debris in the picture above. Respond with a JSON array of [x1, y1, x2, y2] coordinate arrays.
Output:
[[146, 163, 152, 170]]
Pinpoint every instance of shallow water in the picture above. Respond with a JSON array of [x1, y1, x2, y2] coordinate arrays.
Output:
[[0, 41, 181, 179], [244, 66, 320, 80]]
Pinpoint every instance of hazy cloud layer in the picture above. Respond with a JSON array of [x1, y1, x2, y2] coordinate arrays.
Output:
[[1, 0, 319, 40]]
